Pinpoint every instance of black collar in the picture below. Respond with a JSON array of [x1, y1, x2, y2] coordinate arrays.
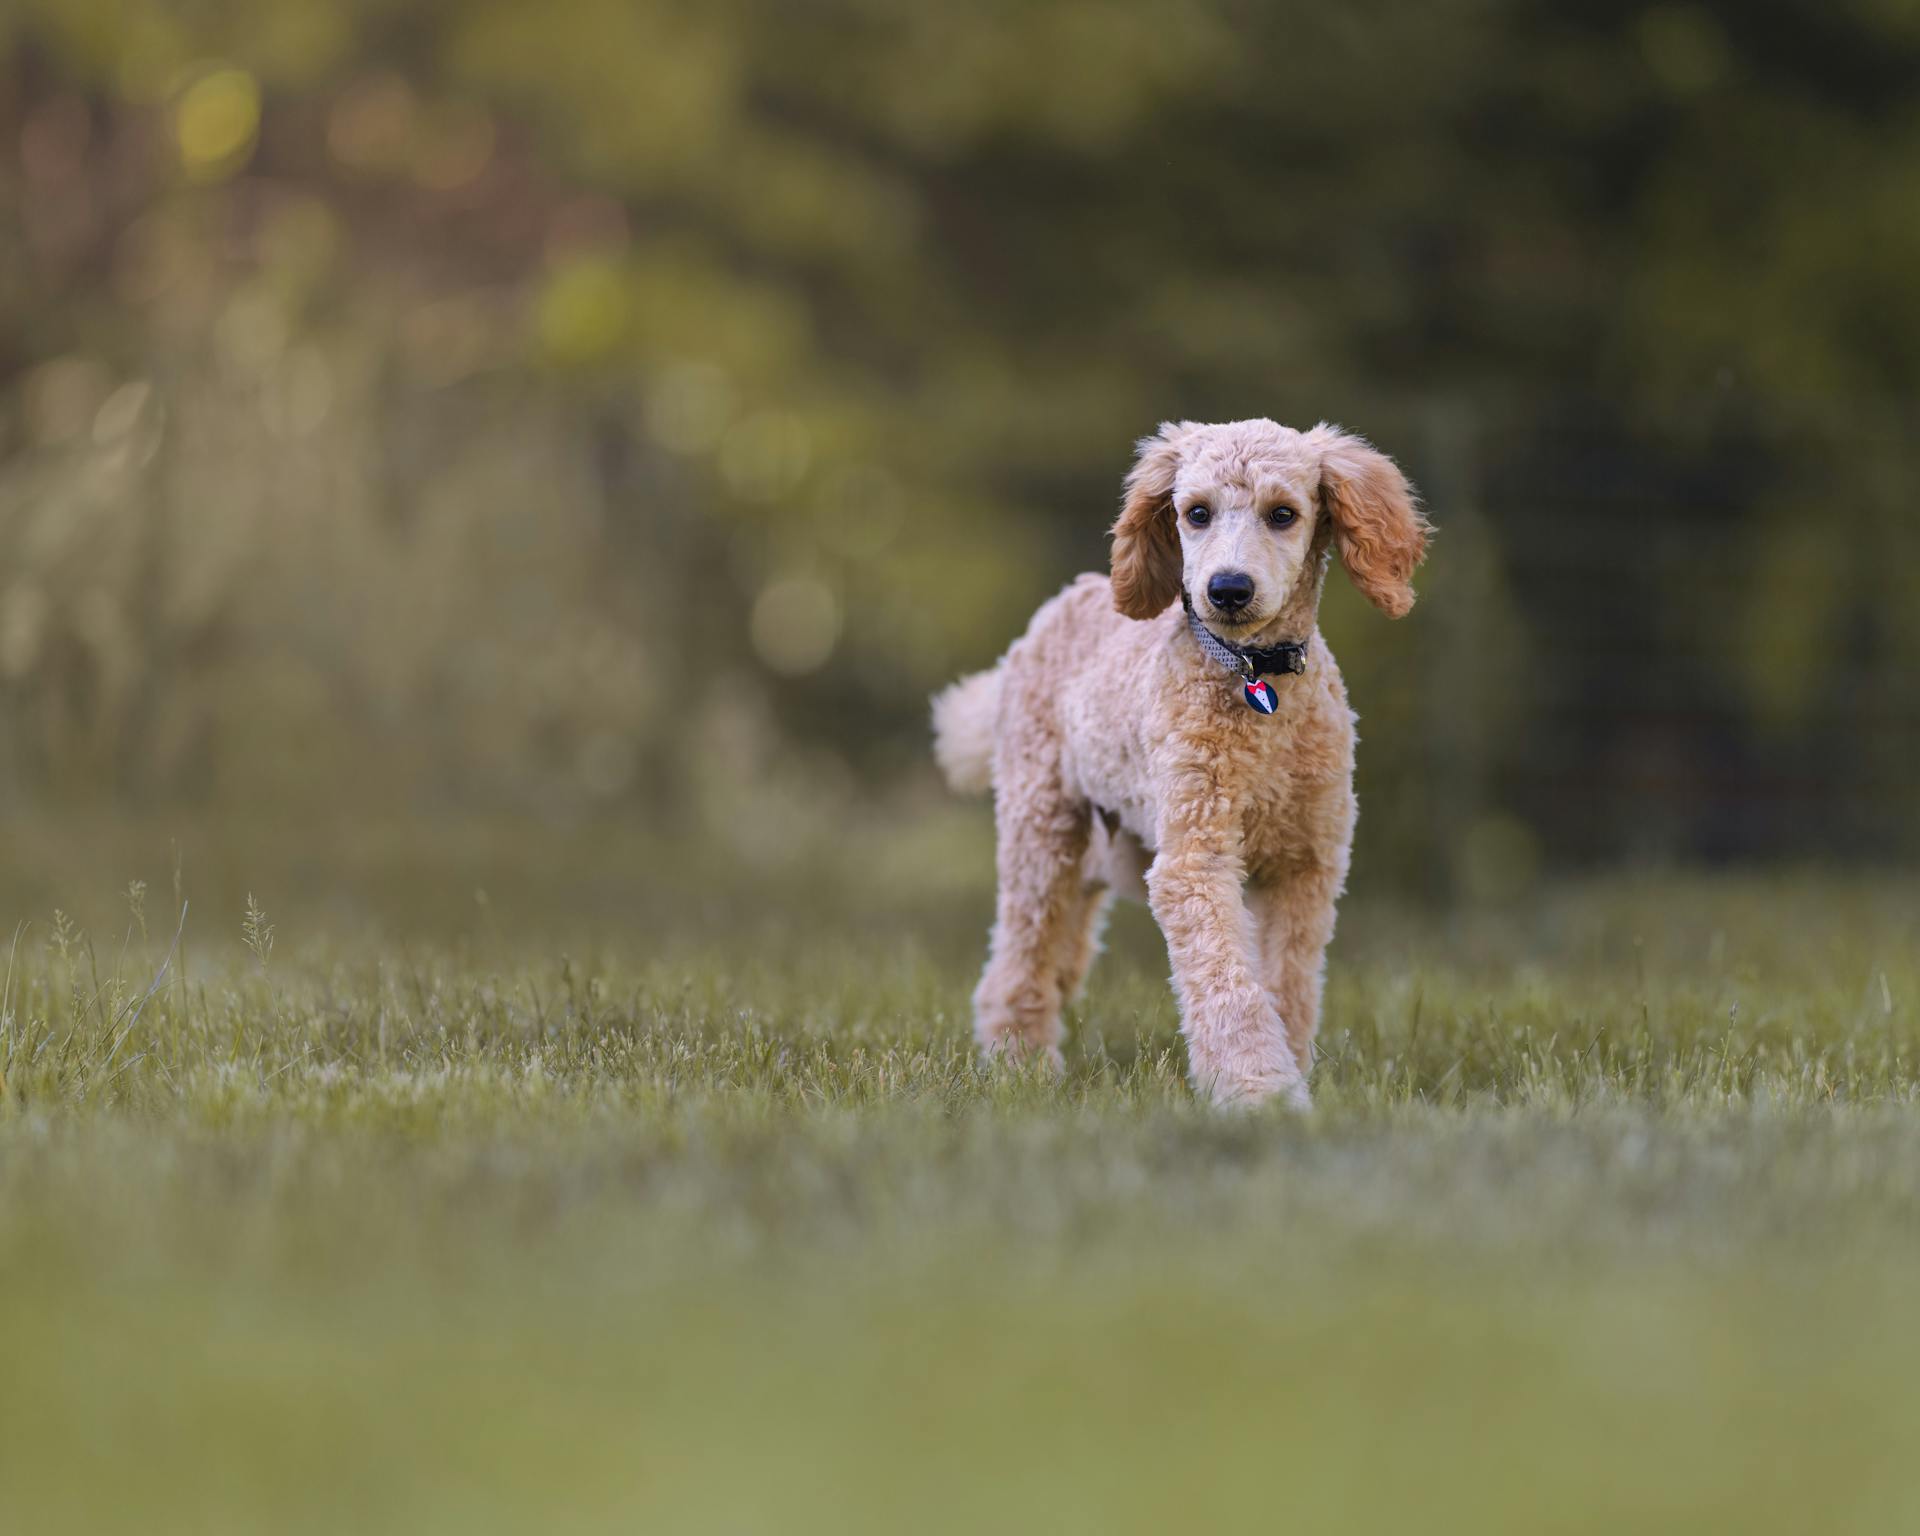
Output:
[[1180, 589, 1309, 679]]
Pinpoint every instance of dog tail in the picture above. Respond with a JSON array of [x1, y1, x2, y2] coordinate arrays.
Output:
[[930, 665, 1002, 796]]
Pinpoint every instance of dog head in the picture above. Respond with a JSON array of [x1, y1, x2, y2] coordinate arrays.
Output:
[[1110, 419, 1430, 633]]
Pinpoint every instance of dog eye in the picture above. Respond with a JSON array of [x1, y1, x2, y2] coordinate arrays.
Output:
[[1267, 506, 1298, 528], [1184, 505, 1211, 527]]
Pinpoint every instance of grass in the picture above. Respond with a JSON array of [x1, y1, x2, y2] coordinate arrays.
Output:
[[1, 820, 1917, 1533]]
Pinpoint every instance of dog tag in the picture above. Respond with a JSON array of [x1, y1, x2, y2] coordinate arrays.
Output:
[[1244, 677, 1278, 714]]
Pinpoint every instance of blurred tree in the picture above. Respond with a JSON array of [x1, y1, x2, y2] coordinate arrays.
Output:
[[0, 0, 1916, 874]]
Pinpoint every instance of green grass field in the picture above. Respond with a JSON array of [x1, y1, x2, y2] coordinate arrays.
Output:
[[2, 820, 1917, 1533]]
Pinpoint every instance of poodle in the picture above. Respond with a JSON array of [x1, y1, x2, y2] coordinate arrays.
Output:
[[932, 419, 1430, 1108]]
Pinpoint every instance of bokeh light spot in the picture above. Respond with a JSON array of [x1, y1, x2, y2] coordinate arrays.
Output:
[[535, 258, 633, 365], [750, 575, 840, 677], [412, 106, 496, 192], [643, 362, 734, 455], [173, 68, 261, 181], [91, 382, 153, 446], [216, 289, 291, 373], [262, 347, 335, 438], [328, 73, 417, 175]]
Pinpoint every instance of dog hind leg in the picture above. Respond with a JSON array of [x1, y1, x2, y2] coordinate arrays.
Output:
[[972, 773, 1096, 1070]]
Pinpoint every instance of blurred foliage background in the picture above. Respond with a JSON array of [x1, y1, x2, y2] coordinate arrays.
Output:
[[2, 0, 1918, 902]]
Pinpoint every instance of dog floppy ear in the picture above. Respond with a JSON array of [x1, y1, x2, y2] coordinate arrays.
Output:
[[1307, 423, 1430, 618], [1110, 421, 1194, 620]]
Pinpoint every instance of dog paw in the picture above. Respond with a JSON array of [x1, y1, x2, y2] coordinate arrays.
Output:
[[1203, 1068, 1312, 1113], [976, 1031, 1066, 1076], [1191, 1032, 1311, 1110], [1186, 999, 1310, 1110]]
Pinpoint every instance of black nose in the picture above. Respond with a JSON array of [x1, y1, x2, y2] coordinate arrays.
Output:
[[1207, 571, 1255, 613]]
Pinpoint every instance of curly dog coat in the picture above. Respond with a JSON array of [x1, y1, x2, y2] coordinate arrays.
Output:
[[932, 419, 1430, 1108]]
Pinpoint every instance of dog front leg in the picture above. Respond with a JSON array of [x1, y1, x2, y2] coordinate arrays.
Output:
[[1249, 857, 1346, 1074], [1147, 831, 1310, 1110]]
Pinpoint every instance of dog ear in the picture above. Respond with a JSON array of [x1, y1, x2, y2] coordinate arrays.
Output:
[[1307, 423, 1431, 618], [1110, 421, 1193, 620]]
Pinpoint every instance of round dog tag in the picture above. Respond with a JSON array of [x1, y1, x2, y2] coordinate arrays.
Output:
[[1244, 677, 1278, 714]]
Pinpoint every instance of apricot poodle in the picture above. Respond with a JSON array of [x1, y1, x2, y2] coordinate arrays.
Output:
[[932, 419, 1430, 1108]]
